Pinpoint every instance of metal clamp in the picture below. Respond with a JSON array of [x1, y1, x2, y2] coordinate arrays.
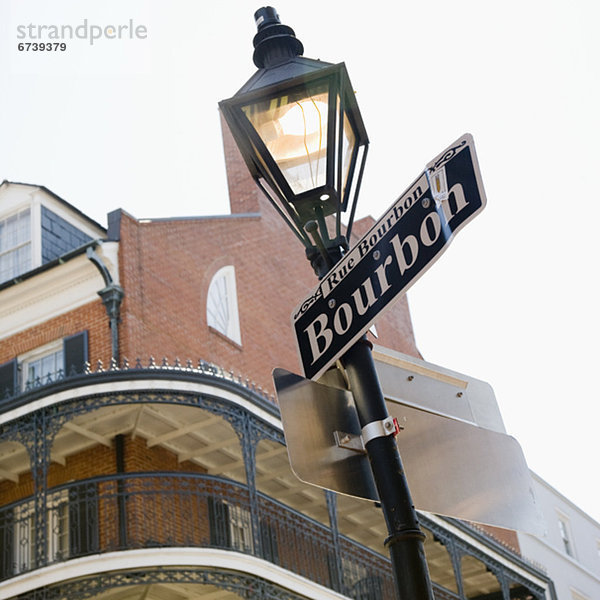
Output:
[[334, 417, 402, 453], [361, 416, 401, 445]]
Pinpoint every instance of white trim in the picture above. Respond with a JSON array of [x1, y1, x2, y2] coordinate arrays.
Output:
[[0, 378, 282, 431], [19, 339, 64, 391], [18, 339, 63, 364], [570, 586, 591, 600], [0, 241, 120, 329], [30, 194, 42, 269], [529, 471, 600, 527], [0, 547, 350, 600], [31, 188, 105, 240], [521, 529, 600, 583], [0, 254, 107, 341]]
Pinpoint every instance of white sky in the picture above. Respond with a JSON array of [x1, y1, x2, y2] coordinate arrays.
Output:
[[1, 1, 599, 525]]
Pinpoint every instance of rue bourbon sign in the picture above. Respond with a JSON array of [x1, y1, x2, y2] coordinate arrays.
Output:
[[293, 134, 487, 380]]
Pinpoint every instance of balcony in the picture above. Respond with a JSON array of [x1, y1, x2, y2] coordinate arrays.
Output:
[[0, 360, 550, 599], [0, 472, 407, 598]]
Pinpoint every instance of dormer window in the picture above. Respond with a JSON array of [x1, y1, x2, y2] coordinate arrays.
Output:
[[0, 208, 31, 283], [0, 182, 105, 286]]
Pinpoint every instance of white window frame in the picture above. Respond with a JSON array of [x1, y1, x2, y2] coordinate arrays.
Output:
[[0, 208, 33, 283], [557, 511, 576, 558], [12, 490, 69, 574], [47, 489, 69, 562], [227, 503, 253, 553], [13, 500, 36, 574], [206, 265, 241, 345], [19, 339, 64, 391]]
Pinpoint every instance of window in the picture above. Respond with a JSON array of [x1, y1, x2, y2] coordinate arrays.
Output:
[[206, 266, 241, 345], [11, 491, 69, 574], [18, 331, 88, 392], [0, 359, 18, 399], [341, 556, 383, 600], [21, 340, 64, 391], [208, 498, 253, 553], [0, 483, 98, 577], [558, 514, 575, 557], [47, 491, 69, 562], [13, 500, 35, 573], [0, 208, 31, 283], [228, 503, 254, 553]]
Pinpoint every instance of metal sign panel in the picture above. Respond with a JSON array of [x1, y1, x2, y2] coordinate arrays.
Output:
[[293, 133, 487, 380], [371, 347, 507, 434], [273, 368, 544, 535]]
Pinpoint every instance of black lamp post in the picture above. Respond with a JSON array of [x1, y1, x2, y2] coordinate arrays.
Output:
[[219, 6, 368, 273], [220, 8, 434, 599]]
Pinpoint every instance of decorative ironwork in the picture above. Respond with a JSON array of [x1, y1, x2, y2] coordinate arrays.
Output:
[[19, 566, 312, 600], [1, 472, 395, 597], [0, 356, 278, 410], [0, 364, 551, 600]]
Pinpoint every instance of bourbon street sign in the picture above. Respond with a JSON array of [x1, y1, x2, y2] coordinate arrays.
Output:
[[293, 134, 487, 380]]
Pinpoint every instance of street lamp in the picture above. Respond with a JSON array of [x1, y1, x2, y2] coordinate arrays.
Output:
[[220, 7, 434, 599], [219, 6, 368, 272]]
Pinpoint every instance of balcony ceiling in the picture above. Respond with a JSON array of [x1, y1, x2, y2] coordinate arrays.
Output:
[[88, 583, 240, 600], [0, 399, 466, 595]]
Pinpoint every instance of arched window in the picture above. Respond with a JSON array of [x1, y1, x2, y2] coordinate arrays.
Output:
[[206, 266, 241, 345]]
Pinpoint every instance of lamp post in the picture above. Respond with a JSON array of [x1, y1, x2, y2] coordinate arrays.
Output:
[[220, 7, 434, 599]]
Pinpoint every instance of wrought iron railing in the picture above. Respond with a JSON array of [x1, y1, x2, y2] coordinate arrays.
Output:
[[0, 363, 547, 599], [0, 357, 277, 410], [0, 472, 398, 599]]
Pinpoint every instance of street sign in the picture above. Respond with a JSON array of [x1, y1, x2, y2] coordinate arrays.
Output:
[[273, 365, 544, 535], [293, 133, 487, 380]]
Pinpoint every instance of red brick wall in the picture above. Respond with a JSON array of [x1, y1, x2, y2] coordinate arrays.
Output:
[[114, 125, 421, 395], [0, 434, 206, 506], [221, 114, 260, 215], [0, 300, 111, 367]]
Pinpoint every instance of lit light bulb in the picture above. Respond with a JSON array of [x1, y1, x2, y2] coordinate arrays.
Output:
[[278, 100, 328, 137]]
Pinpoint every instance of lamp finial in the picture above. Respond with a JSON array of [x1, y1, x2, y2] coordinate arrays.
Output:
[[252, 7, 304, 68]]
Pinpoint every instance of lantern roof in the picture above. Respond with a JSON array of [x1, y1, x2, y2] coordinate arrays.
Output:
[[236, 56, 334, 96], [234, 6, 333, 96]]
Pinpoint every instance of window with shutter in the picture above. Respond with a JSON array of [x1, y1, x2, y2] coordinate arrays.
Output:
[[208, 497, 231, 548], [63, 331, 88, 377], [68, 481, 99, 557], [0, 507, 14, 579], [0, 359, 17, 400], [208, 498, 254, 553], [16, 331, 88, 393]]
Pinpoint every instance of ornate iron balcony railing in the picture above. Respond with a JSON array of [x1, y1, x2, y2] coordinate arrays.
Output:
[[0, 363, 547, 599], [0, 472, 415, 599], [0, 356, 276, 413]]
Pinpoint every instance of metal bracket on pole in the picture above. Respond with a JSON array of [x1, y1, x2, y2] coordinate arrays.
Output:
[[334, 430, 366, 454], [362, 416, 402, 445], [334, 417, 402, 453]]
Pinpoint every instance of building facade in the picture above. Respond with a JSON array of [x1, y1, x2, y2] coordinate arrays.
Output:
[[0, 125, 555, 599], [517, 474, 600, 600]]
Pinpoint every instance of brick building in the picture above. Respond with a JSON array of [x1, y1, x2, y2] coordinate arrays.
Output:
[[0, 124, 555, 599]]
